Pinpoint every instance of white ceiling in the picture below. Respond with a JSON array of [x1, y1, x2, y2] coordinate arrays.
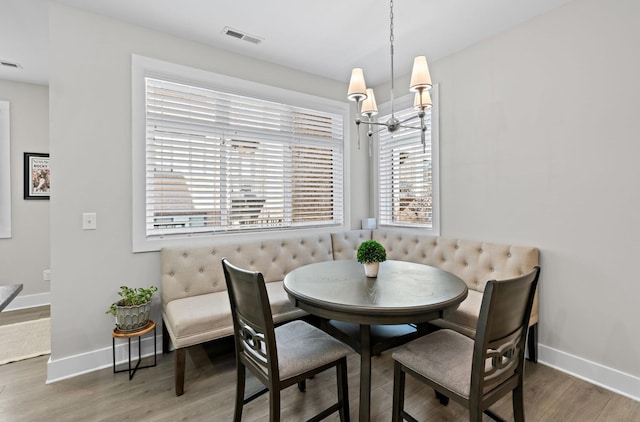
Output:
[[1, 0, 572, 87]]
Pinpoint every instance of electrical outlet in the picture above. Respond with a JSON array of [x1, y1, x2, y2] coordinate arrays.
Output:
[[82, 212, 97, 230], [43, 269, 51, 281]]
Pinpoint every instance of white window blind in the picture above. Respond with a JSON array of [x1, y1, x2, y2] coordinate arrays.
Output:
[[378, 98, 436, 229], [144, 78, 344, 238]]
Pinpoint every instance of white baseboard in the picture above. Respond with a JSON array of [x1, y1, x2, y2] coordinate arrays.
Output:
[[46, 330, 161, 384], [45, 336, 640, 403], [4, 292, 50, 311], [539, 343, 640, 402]]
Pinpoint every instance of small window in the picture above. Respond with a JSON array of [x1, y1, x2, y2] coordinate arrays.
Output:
[[377, 87, 439, 233]]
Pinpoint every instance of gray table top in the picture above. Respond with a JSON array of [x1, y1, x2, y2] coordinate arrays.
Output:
[[284, 260, 468, 325], [0, 284, 23, 312]]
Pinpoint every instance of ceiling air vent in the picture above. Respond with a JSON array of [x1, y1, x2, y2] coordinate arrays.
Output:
[[222, 27, 263, 45], [0, 60, 22, 69]]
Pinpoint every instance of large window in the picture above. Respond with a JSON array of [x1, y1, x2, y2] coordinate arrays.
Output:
[[377, 88, 439, 233], [0, 101, 10, 239], [133, 56, 348, 251]]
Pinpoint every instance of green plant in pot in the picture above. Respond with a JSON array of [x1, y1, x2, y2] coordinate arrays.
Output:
[[106, 285, 157, 332], [357, 240, 387, 277]]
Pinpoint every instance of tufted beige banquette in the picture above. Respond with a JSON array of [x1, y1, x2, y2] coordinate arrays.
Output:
[[161, 228, 539, 395]]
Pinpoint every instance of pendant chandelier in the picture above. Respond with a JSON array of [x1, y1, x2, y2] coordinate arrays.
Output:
[[347, 0, 433, 154]]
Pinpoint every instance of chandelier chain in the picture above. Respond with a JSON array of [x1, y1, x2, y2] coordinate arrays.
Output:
[[390, 0, 394, 45], [389, 0, 395, 115]]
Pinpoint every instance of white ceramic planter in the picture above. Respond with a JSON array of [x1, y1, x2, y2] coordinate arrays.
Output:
[[364, 262, 380, 278]]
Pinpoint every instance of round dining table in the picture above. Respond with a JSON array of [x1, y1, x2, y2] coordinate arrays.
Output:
[[284, 259, 468, 422]]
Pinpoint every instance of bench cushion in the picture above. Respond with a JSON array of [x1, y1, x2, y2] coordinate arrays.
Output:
[[164, 280, 307, 349]]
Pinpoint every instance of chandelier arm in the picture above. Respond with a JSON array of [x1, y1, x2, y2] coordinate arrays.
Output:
[[363, 121, 388, 128], [374, 125, 389, 135], [397, 115, 421, 125], [398, 125, 424, 130]]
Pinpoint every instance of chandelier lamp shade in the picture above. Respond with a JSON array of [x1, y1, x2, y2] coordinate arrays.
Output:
[[347, 0, 433, 154]]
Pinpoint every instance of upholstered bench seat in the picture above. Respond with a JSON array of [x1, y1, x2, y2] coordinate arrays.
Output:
[[163, 281, 307, 349], [161, 228, 539, 396]]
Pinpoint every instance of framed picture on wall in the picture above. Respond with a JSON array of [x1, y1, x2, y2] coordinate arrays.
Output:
[[24, 152, 50, 200]]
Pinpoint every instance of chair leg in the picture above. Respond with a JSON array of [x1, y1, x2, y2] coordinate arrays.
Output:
[[234, 364, 246, 422], [527, 323, 538, 363], [269, 388, 281, 422], [513, 384, 525, 422], [469, 407, 483, 422], [392, 362, 406, 422], [337, 357, 350, 422], [162, 322, 170, 354], [175, 348, 186, 396], [435, 390, 450, 406]]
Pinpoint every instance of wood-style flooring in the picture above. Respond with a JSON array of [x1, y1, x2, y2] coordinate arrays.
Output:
[[0, 311, 639, 421], [0, 305, 50, 326]]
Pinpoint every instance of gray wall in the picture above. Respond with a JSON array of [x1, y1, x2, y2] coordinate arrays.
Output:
[[48, 3, 368, 379], [0, 80, 49, 306], [431, 0, 640, 385]]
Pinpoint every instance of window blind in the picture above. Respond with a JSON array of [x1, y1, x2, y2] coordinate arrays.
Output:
[[378, 106, 433, 228], [144, 78, 344, 238]]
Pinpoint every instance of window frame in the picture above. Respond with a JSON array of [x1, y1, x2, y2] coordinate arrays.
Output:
[[374, 85, 440, 234], [0, 101, 10, 239], [132, 55, 350, 252]]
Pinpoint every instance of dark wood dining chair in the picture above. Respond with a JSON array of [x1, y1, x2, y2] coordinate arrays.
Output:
[[221, 258, 351, 422], [391, 266, 540, 422]]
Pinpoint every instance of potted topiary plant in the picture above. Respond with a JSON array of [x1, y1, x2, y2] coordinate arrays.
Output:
[[357, 240, 387, 277], [106, 285, 158, 332]]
